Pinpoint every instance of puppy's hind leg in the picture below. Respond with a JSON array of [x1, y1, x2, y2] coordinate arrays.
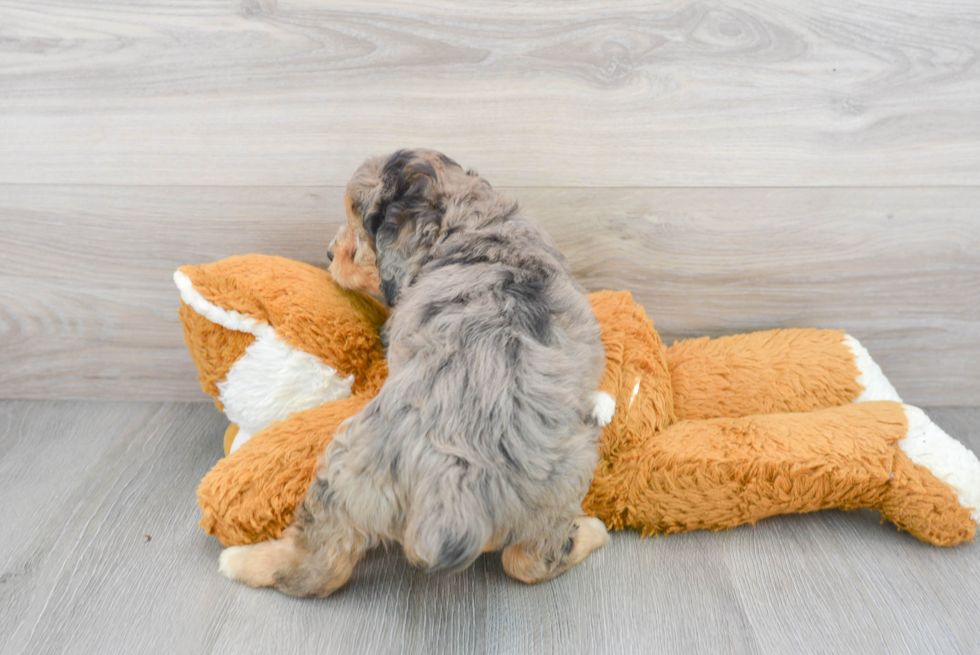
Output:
[[502, 515, 608, 585], [219, 525, 305, 590], [219, 484, 368, 597]]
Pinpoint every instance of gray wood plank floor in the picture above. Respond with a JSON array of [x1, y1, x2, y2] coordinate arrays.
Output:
[[1, 400, 978, 654]]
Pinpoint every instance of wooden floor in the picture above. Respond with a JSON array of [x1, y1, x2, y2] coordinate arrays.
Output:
[[0, 400, 978, 655]]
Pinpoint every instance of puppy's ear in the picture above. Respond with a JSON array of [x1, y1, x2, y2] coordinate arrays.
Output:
[[380, 276, 401, 307], [364, 149, 441, 242], [366, 150, 444, 305]]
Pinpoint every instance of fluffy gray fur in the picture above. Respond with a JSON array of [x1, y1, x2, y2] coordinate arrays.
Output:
[[219, 149, 608, 596]]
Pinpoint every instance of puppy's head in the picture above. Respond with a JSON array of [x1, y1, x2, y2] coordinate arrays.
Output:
[[328, 149, 470, 305]]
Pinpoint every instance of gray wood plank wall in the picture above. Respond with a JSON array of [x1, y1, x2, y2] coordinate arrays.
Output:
[[1, 1, 978, 405]]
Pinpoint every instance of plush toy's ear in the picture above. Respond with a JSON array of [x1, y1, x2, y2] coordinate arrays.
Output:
[[175, 255, 389, 453], [177, 299, 255, 406]]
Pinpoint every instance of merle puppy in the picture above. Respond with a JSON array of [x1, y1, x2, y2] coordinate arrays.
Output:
[[219, 149, 611, 596]]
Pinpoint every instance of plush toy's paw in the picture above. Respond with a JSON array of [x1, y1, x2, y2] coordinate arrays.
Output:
[[872, 403, 980, 546], [569, 516, 610, 565], [899, 405, 980, 523]]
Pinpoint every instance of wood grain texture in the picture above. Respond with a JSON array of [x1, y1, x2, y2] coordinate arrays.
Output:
[[2, 185, 977, 405], [1, 401, 978, 654], [1, 0, 979, 186]]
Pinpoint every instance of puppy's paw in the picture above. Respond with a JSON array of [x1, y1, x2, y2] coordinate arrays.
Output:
[[589, 391, 616, 427], [569, 516, 609, 565], [219, 543, 283, 588], [219, 546, 253, 584]]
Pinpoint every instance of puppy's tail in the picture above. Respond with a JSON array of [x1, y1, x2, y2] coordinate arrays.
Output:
[[405, 483, 494, 575]]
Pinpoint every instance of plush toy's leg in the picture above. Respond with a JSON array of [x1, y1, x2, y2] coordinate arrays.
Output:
[[502, 516, 609, 584], [584, 401, 980, 546], [199, 395, 373, 547], [666, 328, 900, 421]]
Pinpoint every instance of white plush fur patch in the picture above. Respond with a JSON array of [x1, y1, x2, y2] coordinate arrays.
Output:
[[591, 391, 616, 427], [901, 405, 980, 522], [229, 428, 254, 454], [174, 270, 353, 453], [843, 334, 902, 403], [219, 332, 353, 452], [629, 379, 641, 409]]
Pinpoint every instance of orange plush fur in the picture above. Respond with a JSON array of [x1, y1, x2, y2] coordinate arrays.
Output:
[[178, 256, 977, 549]]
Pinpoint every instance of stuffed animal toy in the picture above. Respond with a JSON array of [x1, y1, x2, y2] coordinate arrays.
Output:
[[175, 255, 980, 549]]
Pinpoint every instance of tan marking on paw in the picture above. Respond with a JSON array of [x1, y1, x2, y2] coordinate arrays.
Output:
[[218, 537, 299, 588], [481, 527, 510, 553], [501, 544, 544, 585], [568, 516, 609, 566]]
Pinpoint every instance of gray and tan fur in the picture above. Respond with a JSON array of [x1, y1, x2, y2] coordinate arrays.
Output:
[[219, 149, 609, 596]]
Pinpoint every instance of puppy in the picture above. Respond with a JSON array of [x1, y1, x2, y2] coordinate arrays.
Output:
[[219, 149, 610, 596]]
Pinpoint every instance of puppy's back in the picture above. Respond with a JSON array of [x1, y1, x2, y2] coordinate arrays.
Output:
[[375, 214, 605, 570]]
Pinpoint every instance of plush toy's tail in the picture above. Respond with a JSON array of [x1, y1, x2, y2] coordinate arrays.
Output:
[[585, 401, 980, 546]]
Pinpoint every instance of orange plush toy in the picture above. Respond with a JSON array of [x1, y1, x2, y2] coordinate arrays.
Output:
[[176, 255, 980, 549]]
